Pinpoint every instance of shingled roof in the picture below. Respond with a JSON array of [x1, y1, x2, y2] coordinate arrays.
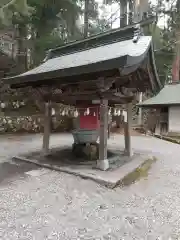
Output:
[[7, 36, 151, 82], [3, 22, 161, 92], [139, 82, 180, 108]]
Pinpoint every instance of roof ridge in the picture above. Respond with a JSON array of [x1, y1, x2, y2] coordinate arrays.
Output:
[[45, 17, 155, 61]]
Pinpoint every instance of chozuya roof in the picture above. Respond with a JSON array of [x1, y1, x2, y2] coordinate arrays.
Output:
[[3, 21, 161, 91], [139, 82, 180, 108]]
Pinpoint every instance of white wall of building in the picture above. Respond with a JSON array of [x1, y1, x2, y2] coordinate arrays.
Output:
[[168, 106, 180, 133]]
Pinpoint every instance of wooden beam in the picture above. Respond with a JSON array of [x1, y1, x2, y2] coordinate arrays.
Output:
[[44, 89, 134, 101], [124, 102, 133, 156], [54, 90, 132, 98], [97, 99, 109, 171], [137, 92, 143, 126], [42, 101, 51, 155], [120, 86, 136, 96], [49, 95, 133, 104], [57, 75, 119, 88], [95, 77, 115, 92]]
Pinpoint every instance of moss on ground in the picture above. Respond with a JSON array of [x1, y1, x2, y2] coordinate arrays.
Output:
[[155, 134, 180, 144], [117, 157, 157, 187]]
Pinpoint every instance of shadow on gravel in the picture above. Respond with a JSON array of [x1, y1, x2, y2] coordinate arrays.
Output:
[[0, 161, 40, 184]]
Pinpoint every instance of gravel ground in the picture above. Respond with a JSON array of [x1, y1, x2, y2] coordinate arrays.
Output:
[[0, 133, 180, 239]]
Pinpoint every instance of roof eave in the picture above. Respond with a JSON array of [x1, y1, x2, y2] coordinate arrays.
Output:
[[149, 43, 162, 93], [138, 103, 180, 108], [5, 55, 128, 88]]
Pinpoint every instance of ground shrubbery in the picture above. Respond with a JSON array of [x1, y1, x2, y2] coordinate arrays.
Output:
[[0, 115, 74, 134]]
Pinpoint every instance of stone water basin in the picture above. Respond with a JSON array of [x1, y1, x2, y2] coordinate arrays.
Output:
[[72, 129, 99, 143]]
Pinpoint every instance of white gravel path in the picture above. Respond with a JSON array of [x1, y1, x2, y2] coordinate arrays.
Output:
[[0, 133, 180, 239]]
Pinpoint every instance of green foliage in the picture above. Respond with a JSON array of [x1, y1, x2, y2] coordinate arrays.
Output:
[[0, 0, 83, 65], [150, 24, 173, 85], [32, 34, 64, 64], [88, 18, 111, 36], [0, 0, 34, 25], [149, 0, 180, 85], [29, 0, 81, 37], [0, 0, 113, 66]]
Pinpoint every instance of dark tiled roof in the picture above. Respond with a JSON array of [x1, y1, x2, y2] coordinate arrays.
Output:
[[3, 18, 161, 93], [47, 17, 155, 59], [5, 36, 152, 86], [21, 36, 152, 76], [47, 25, 138, 59]]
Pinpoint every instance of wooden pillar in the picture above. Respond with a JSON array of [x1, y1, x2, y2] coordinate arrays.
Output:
[[124, 102, 133, 157], [137, 92, 143, 126], [97, 99, 109, 171], [108, 113, 112, 139], [155, 108, 161, 135], [42, 101, 51, 155]]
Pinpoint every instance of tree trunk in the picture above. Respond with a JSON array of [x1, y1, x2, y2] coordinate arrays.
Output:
[[128, 0, 133, 24], [134, 0, 148, 22], [172, 1, 180, 82], [120, 0, 127, 28], [84, 0, 89, 38], [16, 23, 27, 73]]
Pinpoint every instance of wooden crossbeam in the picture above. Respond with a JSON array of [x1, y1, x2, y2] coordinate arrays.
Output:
[[44, 92, 134, 102]]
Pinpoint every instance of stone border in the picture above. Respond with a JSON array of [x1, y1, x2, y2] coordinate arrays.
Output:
[[154, 134, 180, 144], [13, 155, 157, 188]]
